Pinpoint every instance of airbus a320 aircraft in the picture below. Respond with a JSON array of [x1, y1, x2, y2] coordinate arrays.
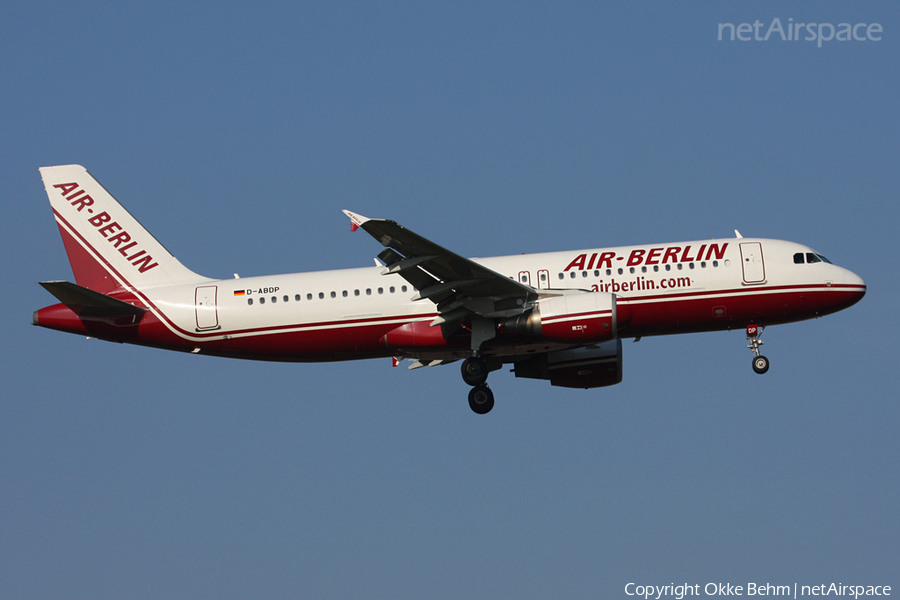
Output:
[[34, 165, 866, 414]]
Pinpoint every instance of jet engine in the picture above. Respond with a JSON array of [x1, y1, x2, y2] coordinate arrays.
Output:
[[503, 291, 621, 344], [512, 340, 623, 389]]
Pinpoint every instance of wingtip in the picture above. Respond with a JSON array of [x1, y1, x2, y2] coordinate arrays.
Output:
[[342, 210, 370, 232]]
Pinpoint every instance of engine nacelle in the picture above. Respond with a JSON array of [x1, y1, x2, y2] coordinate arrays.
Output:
[[504, 292, 618, 344], [513, 340, 623, 389]]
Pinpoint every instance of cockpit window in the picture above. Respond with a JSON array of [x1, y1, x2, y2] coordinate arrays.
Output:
[[795, 252, 834, 265], [798, 252, 833, 265]]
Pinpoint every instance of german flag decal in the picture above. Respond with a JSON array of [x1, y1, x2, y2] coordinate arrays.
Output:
[[233, 290, 246, 297]]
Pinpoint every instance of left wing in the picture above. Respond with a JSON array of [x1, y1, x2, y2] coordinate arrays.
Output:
[[343, 210, 538, 327]]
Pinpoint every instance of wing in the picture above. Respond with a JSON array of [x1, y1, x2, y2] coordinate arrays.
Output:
[[343, 210, 538, 327]]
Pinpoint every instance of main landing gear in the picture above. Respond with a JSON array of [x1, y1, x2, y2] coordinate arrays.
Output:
[[462, 356, 494, 414], [747, 324, 769, 374]]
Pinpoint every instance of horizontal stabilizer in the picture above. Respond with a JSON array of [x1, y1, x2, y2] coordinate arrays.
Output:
[[39, 280, 148, 317]]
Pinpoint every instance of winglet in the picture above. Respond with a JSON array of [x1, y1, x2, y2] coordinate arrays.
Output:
[[343, 210, 370, 232]]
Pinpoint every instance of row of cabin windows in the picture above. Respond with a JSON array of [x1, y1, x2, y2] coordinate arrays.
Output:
[[556, 260, 721, 280], [248, 285, 409, 306]]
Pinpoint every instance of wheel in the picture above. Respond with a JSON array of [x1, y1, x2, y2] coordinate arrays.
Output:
[[461, 356, 488, 386], [468, 385, 494, 414], [752, 355, 769, 374]]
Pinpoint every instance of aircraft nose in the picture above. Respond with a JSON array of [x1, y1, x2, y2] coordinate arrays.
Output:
[[841, 268, 866, 305]]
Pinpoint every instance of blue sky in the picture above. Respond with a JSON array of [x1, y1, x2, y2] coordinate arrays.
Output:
[[2, 2, 897, 598]]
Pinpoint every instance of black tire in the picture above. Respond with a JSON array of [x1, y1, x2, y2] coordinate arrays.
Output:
[[752, 355, 770, 374], [468, 385, 494, 414], [461, 356, 489, 386]]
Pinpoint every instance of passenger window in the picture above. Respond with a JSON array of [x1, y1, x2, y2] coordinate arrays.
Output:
[[318, 292, 324, 299], [283, 295, 289, 302], [330, 292, 336, 298], [689, 263, 694, 269], [618, 268, 623, 275], [307, 293, 313, 300], [342, 290, 348, 297], [570, 272, 576, 279], [271, 296, 277, 303], [558, 273, 564, 280], [366, 289, 372, 295], [665, 265, 671, 271], [295, 294, 301, 301], [402, 285, 407, 292], [582, 271, 588, 278], [260, 297, 266, 304], [653, 266, 659, 272], [390, 286, 395, 293], [247, 298, 253, 305], [378, 287, 384, 294], [354, 289, 360, 296], [794, 253, 805, 264]]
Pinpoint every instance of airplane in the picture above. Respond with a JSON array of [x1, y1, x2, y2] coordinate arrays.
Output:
[[33, 164, 866, 414]]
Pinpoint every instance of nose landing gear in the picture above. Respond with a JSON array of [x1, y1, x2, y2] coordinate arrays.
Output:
[[747, 324, 769, 374]]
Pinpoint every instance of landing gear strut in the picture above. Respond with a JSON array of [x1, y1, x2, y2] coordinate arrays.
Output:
[[461, 318, 498, 414], [747, 324, 769, 374]]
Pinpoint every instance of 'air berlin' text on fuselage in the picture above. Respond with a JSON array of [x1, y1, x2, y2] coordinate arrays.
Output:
[[53, 182, 159, 273], [564, 243, 728, 271]]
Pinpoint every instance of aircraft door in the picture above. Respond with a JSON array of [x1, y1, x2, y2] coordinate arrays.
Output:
[[537, 269, 550, 289], [740, 242, 766, 284], [195, 285, 220, 330], [518, 271, 531, 286]]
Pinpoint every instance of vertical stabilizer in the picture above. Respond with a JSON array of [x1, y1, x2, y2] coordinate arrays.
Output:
[[39, 165, 209, 293]]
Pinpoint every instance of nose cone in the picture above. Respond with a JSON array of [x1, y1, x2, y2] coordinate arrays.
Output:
[[836, 266, 866, 310]]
